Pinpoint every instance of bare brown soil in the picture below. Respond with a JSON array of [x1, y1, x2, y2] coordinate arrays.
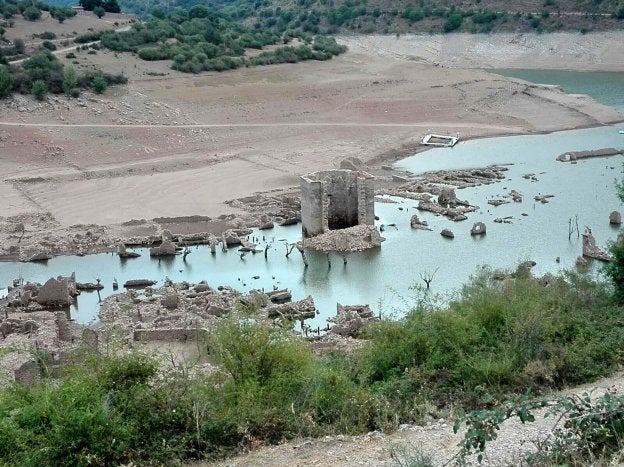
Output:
[[1, 32, 623, 260]]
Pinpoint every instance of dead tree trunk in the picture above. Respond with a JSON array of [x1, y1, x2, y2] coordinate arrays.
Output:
[[420, 267, 439, 289]]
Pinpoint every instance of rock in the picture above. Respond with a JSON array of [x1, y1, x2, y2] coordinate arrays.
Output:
[[206, 305, 228, 317], [582, 228, 611, 261], [329, 304, 378, 338], [0, 322, 14, 338], [222, 231, 242, 247], [437, 188, 458, 207], [36, 278, 73, 308], [161, 294, 179, 310], [488, 199, 509, 207], [266, 296, 316, 321], [610, 211, 622, 225], [20, 320, 39, 333], [410, 215, 430, 230], [118, 244, 141, 258], [150, 239, 177, 256], [124, 279, 157, 288], [303, 225, 382, 252], [194, 283, 211, 293], [56, 311, 71, 342], [24, 251, 52, 262], [258, 221, 274, 230], [440, 228, 454, 239], [76, 282, 104, 291], [278, 217, 299, 226], [470, 222, 486, 236], [267, 289, 292, 304], [576, 256, 589, 268]]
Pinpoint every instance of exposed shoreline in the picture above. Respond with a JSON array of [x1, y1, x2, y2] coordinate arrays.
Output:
[[1, 32, 623, 263]]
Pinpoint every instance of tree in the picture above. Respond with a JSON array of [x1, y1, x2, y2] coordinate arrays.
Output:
[[92, 76, 107, 93], [93, 6, 105, 18], [31, 80, 48, 100], [102, 0, 120, 13], [63, 65, 77, 95], [79, 0, 97, 11], [23, 6, 42, 21], [0, 65, 13, 98], [13, 39, 25, 54]]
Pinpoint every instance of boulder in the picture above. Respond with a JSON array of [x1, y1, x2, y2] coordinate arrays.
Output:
[[610, 211, 622, 225], [118, 244, 141, 258], [410, 215, 430, 230], [267, 289, 292, 304], [161, 294, 179, 310], [470, 222, 486, 236], [150, 239, 177, 256], [329, 304, 378, 338], [124, 279, 157, 288], [36, 278, 72, 308], [437, 188, 457, 207], [440, 228, 454, 239]]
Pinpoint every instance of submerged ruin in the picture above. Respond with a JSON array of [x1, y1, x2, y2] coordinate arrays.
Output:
[[300, 169, 375, 238]]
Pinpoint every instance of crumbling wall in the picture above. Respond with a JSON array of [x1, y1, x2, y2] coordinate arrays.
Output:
[[300, 170, 375, 238]]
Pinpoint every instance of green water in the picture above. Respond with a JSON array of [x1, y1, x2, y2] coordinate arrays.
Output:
[[492, 69, 624, 113]]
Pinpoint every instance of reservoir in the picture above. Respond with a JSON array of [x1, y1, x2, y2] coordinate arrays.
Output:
[[2, 70, 623, 327], [491, 69, 624, 113], [1, 124, 622, 327]]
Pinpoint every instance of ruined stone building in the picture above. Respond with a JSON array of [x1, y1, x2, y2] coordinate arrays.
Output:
[[300, 169, 375, 238]]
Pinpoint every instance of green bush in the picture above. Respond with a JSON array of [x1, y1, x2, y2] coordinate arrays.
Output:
[[74, 31, 102, 44], [22, 5, 41, 21], [31, 79, 48, 100], [92, 76, 107, 93], [360, 269, 624, 409], [0, 65, 12, 97], [444, 12, 464, 32], [41, 40, 56, 51]]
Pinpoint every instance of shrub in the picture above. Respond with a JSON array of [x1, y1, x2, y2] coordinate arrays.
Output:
[[63, 65, 77, 95], [31, 79, 48, 100], [74, 31, 102, 44], [360, 268, 624, 410], [42, 40, 56, 51], [444, 12, 463, 32], [0, 65, 13, 97], [93, 6, 105, 18], [22, 5, 41, 21], [92, 76, 107, 93]]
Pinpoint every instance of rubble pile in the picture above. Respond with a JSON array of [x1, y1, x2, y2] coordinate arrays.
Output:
[[303, 225, 383, 252]]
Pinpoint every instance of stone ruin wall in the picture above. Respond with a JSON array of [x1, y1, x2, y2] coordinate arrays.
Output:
[[300, 170, 375, 238]]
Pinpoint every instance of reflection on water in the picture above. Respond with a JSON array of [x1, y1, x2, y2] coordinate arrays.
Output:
[[2, 126, 623, 327]]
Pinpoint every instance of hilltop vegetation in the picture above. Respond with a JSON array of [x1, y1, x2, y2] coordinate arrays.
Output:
[[0, 0, 346, 99], [118, 0, 624, 33], [97, 6, 346, 72]]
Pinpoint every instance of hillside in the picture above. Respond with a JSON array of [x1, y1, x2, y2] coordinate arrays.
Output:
[[119, 0, 624, 33]]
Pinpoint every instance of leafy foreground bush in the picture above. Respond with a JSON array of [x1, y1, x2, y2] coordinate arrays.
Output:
[[0, 321, 383, 465], [0, 268, 623, 465], [455, 390, 624, 465], [359, 268, 624, 414]]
